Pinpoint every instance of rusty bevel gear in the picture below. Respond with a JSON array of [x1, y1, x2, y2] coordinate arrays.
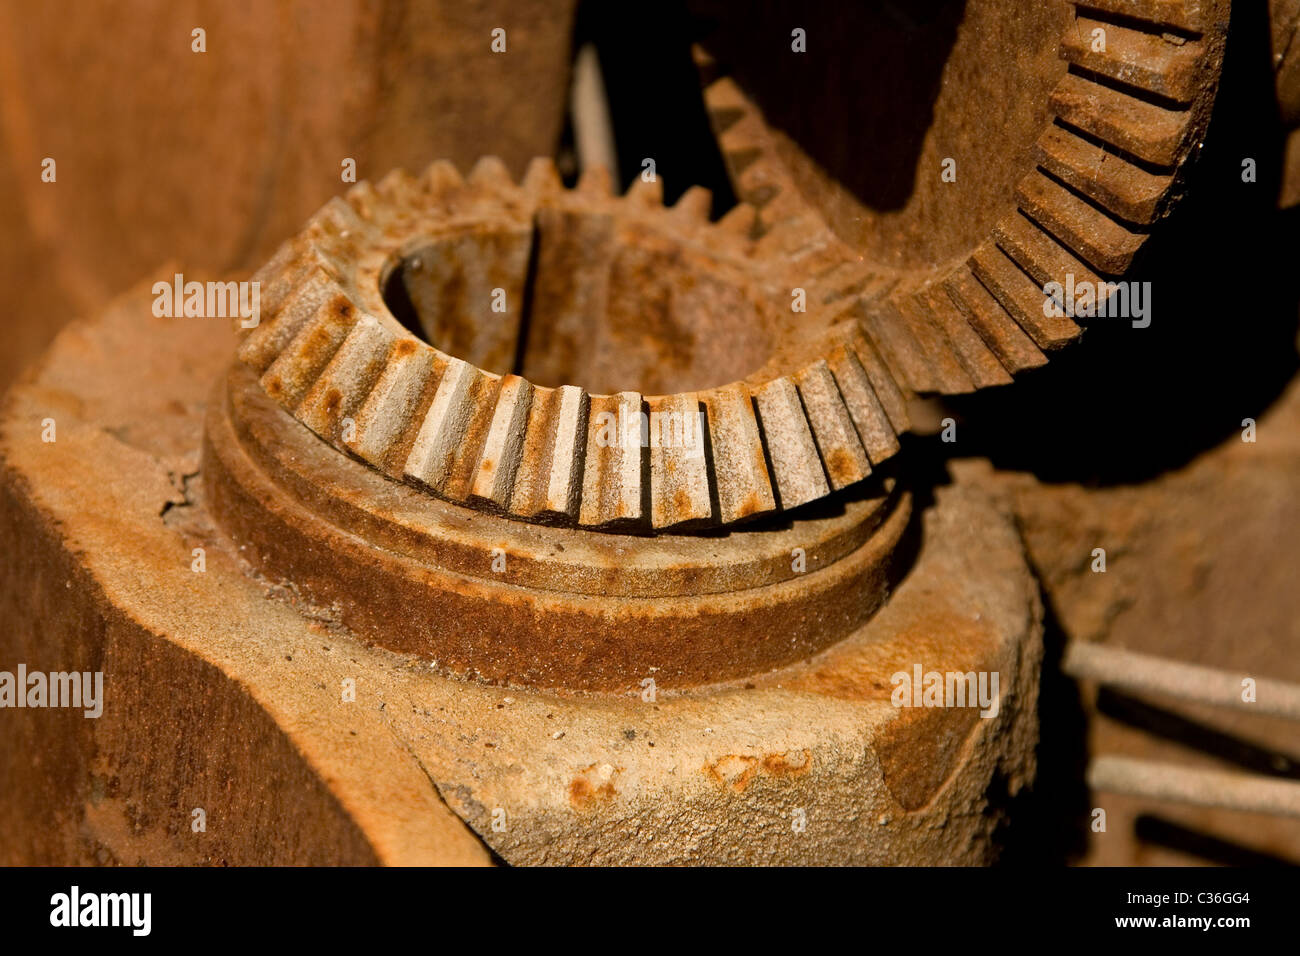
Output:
[[240, 156, 911, 533], [702, 0, 1229, 395]]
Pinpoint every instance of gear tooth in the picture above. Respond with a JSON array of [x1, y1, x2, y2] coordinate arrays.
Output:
[[345, 180, 385, 222], [521, 156, 564, 198], [916, 285, 1013, 389], [1034, 125, 1172, 225], [250, 239, 299, 292], [468, 155, 515, 190], [753, 212, 828, 262], [647, 392, 712, 529], [813, 261, 872, 306], [1049, 73, 1193, 166], [240, 268, 347, 372], [422, 159, 465, 198], [690, 42, 719, 83], [1016, 170, 1146, 275], [943, 266, 1048, 375], [306, 196, 372, 245], [625, 174, 664, 206], [702, 75, 746, 109], [469, 375, 535, 510], [702, 384, 775, 524], [716, 202, 758, 240], [259, 294, 359, 410], [578, 391, 643, 528], [296, 315, 396, 441], [510, 384, 588, 520], [858, 298, 957, 395], [753, 377, 829, 510], [1075, 0, 1204, 32], [994, 210, 1102, 294], [671, 186, 713, 221], [344, 340, 439, 475], [376, 168, 421, 206], [969, 242, 1083, 351], [825, 344, 901, 465], [792, 361, 872, 491], [249, 238, 332, 318], [576, 163, 614, 197], [403, 358, 496, 499], [845, 328, 912, 433], [544, 385, 590, 519], [702, 76, 752, 129], [1062, 14, 1205, 105]]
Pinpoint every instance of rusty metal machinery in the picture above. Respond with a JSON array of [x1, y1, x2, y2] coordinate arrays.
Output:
[[11, 0, 1300, 868]]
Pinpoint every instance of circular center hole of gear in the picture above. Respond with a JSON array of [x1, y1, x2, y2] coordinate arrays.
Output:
[[381, 219, 778, 395]]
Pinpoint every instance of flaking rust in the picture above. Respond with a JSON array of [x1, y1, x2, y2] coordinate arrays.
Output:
[[0, 0, 1244, 866]]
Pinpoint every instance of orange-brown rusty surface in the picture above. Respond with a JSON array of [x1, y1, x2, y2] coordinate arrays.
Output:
[[206, 363, 913, 691], [240, 161, 910, 534], [1, 282, 1042, 864]]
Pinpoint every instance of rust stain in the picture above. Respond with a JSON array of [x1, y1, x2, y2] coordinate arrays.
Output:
[[302, 326, 336, 364], [825, 446, 855, 485], [704, 754, 759, 793], [876, 705, 979, 811], [704, 750, 811, 793], [568, 763, 619, 810], [762, 749, 812, 777]]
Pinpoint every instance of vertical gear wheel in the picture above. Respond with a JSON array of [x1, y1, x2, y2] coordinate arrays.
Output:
[[701, 0, 1229, 395]]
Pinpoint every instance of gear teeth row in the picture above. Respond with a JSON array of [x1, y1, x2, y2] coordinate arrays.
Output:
[[1076, 0, 1206, 33], [969, 242, 1082, 350], [700, 0, 1225, 397], [1034, 124, 1174, 225], [240, 160, 911, 533], [1015, 170, 1146, 275], [943, 267, 1050, 374], [793, 361, 873, 491]]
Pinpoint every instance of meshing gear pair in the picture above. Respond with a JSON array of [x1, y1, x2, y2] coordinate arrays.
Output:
[[242, 0, 1227, 536]]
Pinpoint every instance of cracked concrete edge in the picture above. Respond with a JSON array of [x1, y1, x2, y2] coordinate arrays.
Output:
[[0, 280, 493, 866], [377, 479, 1043, 866]]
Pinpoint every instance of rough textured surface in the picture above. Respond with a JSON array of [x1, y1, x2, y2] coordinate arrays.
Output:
[[0, 0, 578, 390], [0, 281, 1041, 865], [995, 372, 1300, 864]]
